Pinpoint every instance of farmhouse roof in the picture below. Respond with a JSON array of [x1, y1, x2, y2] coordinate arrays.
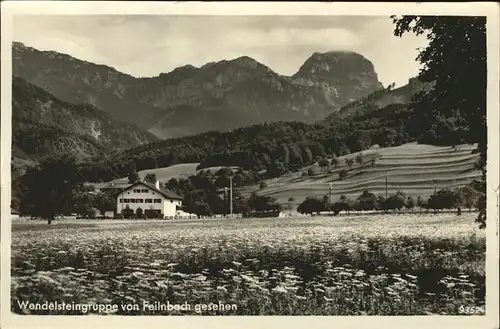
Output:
[[120, 181, 183, 200]]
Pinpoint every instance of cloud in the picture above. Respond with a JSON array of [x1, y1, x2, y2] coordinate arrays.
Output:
[[12, 15, 428, 87]]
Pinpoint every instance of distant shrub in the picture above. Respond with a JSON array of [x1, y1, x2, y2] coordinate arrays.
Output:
[[297, 197, 325, 215], [355, 153, 365, 165]]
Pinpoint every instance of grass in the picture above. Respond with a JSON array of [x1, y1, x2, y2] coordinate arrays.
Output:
[[11, 213, 485, 315], [241, 142, 481, 206], [105, 163, 239, 185], [88, 143, 480, 208]]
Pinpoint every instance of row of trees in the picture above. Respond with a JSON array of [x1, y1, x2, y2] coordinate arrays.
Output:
[[18, 154, 117, 223], [306, 152, 374, 179], [13, 16, 485, 230], [79, 93, 471, 186], [391, 15, 486, 228], [16, 153, 284, 222], [297, 185, 482, 216], [163, 169, 279, 217]]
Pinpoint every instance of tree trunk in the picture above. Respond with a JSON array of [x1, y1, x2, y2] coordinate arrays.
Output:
[[47, 216, 53, 225]]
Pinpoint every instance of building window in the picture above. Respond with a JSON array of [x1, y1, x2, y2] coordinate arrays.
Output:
[[141, 189, 148, 193], [119, 199, 123, 203], [138, 199, 144, 203], [154, 199, 162, 203], [170, 200, 173, 203], [145, 199, 153, 203]]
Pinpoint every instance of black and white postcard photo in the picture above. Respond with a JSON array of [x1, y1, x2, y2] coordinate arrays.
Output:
[[1, 2, 498, 329]]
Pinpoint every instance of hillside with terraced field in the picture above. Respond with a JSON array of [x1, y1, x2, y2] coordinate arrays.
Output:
[[239, 143, 480, 206], [92, 143, 480, 209]]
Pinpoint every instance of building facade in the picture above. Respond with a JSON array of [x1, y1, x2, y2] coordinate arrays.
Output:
[[116, 180, 183, 218]]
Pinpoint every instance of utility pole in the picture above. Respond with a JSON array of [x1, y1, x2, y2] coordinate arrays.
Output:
[[329, 183, 332, 215], [229, 175, 233, 218], [385, 176, 388, 199], [224, 187, 228, 217], [434, 182, 437, 195], [121, 186, 125, 219], [248, 149, 251, 171]]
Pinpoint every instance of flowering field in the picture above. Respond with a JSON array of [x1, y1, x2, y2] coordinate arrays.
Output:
[[11, 213, 486, 315]]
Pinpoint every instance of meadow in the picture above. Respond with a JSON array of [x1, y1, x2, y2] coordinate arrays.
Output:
[[241, 143, 481, 205], [96, 143, 481, 208], [11, 213, 485, 315]]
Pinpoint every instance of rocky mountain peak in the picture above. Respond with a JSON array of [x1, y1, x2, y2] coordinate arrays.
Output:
[[12, 43, 385, 140], [294, 51, 380, 82], [292, 50, 384, 106]]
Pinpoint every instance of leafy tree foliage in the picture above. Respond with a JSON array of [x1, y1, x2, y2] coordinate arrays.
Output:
[[355, 153, 365, 166], [19, 154, 83, 224], [416, 196, 426, 212], [247, 193, 281, 213], [73, 185, 97, 218], [355, 190, 378, 211], [392, 15, 486, 227], [345, 158, 354, 169], [330, 195, 353, 215], [406, 196, 416, 212], [373, 191, 407, 213], [318, 158, 330, 173], [127, 162, 140, 184], [457, 185, 480, 212], [259, 181, 268, 190], [123, 205, 134, 219], [95, 192, 116, 216], [287, 197, 295, 212], [162, 169, 280, 217], [338, 169, 348, 180], [297, 197, 325, 215], [144, 173, 157, 185], [331, 154, 339, 168], [427, 189, 462, 212]]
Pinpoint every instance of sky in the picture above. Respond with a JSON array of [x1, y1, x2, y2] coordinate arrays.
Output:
[[12, 15, 429, 88]]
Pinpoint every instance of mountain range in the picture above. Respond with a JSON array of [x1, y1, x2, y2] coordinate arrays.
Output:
[[12, 42, 384, 140], [12, 76, 159, 161]]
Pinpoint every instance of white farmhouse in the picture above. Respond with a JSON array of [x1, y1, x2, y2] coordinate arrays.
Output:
[[116, 180, 183, 218]]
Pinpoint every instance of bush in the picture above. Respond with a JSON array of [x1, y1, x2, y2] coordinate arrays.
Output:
[[355, 153, 365, 166], [356, 190, 377, 211], [259, 181, 267, 190], [331, 155, 339, 168], [428, 189, 461, 211], [318, 158, 330, 173], [123, 205, 134, 219], [406, 196, 416, 212], [297, 197, 325, 215]]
